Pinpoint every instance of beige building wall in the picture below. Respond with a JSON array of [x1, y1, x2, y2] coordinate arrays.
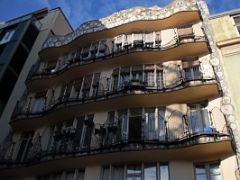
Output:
[[210, 11, 240, 180], [84, 166, 101, 180], [221, 156, 238, 180], [5, 159, 238, 180], [210, 15, 238, 42], [210, 13, 240, 128], [170, 161, 194, 180]]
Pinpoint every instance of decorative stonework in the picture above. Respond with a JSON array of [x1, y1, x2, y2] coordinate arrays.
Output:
[[42, 0, 197, 50], [197, 0, 240, 174]]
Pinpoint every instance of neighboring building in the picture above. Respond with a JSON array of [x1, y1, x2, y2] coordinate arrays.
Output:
[[0, 8, 72, 142], [0, 8, 43, 115], [210, 8, 240, 143], [0, 0, 239, 180]]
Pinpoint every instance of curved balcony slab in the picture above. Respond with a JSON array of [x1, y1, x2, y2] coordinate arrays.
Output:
[[40, 0, 200, 59], [0, 134, 233, 179], [28, 41, 209, 92], [11, 80, 219, 131]]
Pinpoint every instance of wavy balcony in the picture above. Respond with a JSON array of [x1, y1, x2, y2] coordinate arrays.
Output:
[[11, 76, 219, 131], [0, 110, 233, 178], [27, 36, 209, 92], [39, 0, 201, 59]]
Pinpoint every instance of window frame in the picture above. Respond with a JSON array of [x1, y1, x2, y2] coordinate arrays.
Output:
[[232, 14, 240, 36], [32, 93, 46, 113], [184, 65, 201, 81], [101, 162, 169, 180], [0, 28, 15, 44], [194, 162, 222, 180]]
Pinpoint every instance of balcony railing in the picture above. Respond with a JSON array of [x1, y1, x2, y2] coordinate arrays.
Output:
[[0, 109, 231, 168], [26, 30, 207, 85], [12, 73, 217, 123]]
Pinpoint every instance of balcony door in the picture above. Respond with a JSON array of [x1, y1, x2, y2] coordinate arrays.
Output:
[[145, 107, 166, 141], [188, 104, 210, 134], [32, 91, 46, 113], [16, 132, 33, 162], [118, 109, 128, 142], [60, 83, 72, 101], [81, 115, 94, 149], [128, 108, 142, 142], [145, 108, 156, 140]]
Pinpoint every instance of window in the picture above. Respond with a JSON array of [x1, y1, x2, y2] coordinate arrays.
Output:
[[145, 108, 156, 140], [101, 166, 110, 180], [0, 29, 15, 44], [82, 74, 93, 98], [16, 132, 33, 162], [45, 61, 56, 73], [101, 163, 169, 180], [144, 71, 155, 87], [112, 165, 124, 180], [82, 114, 94, 148], [110, 64, 166, 91], [76, 169, 85, 180], [65, 171, 74, 180], [159, 164, 169, 180], [52, 172, 62, 180], [156, 71, 164, 89], [72, 78, 83, 98], [184, 66, 201, 80], [60, 83, 72, 101], [118, 109, 128, 142], [127, 164, 142, 180], [188, 104, 210, 134], [132, 71, 143, 82], [120, 73, 130, 87], [195, 162, 221, 180], [232, 15, 240, 35], [92, 73, 100, 97], [145, 107, 166, 141], [32, 96, 45, 113], [158, 107, 166, 141], [144, 164, 157, 180], [129, 108, 142, 141], [113, 75, 119, 91], [38, 169, 84, 180]]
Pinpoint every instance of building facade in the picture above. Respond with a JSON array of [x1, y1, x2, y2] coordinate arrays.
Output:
[[0, 8, 43, 116], [0, 0, 239, 179], [210, 12, 240, 174], [0, 8, 72, 142]]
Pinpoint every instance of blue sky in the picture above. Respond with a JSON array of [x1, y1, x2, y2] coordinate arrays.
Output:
[[0, 0, 240, 29]]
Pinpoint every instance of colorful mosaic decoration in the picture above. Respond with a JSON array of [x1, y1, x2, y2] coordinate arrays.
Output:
[[42, 0, 197, 49]]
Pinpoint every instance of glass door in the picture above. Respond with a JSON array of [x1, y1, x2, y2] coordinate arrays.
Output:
[[129, 108, 142, 142]]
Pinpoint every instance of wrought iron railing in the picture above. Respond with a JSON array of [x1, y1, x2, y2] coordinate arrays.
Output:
[[26, 33, 207, 83], [12, 74, 217, 121], [1, 109, 232, 167]]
